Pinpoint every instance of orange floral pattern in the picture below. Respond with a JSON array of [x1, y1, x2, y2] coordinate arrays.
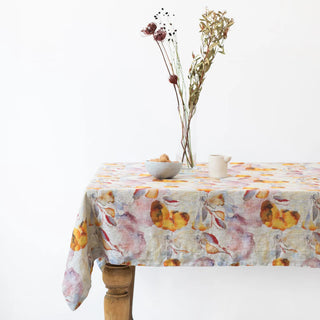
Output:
[[260, 200, 300, 231], [164, 259, 181, 266], [63, 162, 320, 311], [272, 258, 290, 266], [70, 220, 87, 251], [150, 200, 189, 231]]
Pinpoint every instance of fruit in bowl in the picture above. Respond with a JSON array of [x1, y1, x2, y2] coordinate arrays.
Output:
[[145, 154, 182, 179]]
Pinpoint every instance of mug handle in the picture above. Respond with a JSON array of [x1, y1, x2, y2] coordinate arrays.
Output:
[[224, 156, 232, 163]]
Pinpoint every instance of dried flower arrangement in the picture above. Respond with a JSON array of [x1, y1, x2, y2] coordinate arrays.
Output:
[[142, 9, 234, 168]]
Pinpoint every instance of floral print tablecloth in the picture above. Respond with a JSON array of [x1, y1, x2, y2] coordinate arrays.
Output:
[[63, 162, 320, 310]]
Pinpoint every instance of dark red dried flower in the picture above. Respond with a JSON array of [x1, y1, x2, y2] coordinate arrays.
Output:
[[141, 22, 157, 35], [153, 29, 166, 41], [169, 74, 178, 84]]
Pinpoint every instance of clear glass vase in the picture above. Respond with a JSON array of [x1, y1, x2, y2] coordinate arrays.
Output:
[[178, 116, 197, 168]]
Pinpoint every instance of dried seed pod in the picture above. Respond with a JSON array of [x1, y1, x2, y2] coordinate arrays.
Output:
[[169, 74, 178, 84], [153, 29, 166, 41], [141, 22, 157, 35]]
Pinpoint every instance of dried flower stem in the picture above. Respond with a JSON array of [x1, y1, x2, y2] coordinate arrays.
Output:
[[155, 41, 171, 75], [156, 41, 185, 141], [160, 43, 186, 126], [160, 42, 188, 154]]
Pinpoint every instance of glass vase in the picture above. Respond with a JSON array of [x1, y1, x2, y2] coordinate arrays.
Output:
[[179, 116, 197, 168]]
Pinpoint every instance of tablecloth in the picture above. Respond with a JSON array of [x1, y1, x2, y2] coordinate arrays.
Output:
[[63, 162, 320, 310]]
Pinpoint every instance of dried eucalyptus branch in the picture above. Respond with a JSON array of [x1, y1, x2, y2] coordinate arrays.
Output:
[[181, 10, 234, 166], [188, 10, 234, 115]]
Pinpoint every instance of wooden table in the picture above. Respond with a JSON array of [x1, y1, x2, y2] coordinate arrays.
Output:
[[63, 162, 320, 319]]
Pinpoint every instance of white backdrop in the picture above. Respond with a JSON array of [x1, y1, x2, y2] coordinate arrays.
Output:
[[1, 0, 320, 319]]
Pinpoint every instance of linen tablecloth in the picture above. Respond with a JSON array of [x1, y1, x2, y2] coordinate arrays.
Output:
[[63, 162, 320, 310]]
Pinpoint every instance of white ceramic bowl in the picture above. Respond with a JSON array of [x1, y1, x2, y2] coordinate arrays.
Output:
[[145, 161, 182, 179]]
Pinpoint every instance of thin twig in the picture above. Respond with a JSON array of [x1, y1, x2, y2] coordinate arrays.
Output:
[[156, 41, 185, 139]]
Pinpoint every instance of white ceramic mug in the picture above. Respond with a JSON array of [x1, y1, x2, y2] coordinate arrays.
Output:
[[208, 155, 232, 179]]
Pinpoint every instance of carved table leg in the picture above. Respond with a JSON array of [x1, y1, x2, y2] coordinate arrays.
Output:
[[129, 266, 135, 320], [103, 264, 132, 320]]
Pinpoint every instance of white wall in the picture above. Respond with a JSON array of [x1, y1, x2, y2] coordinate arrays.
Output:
[[1, 0, 320, 319]]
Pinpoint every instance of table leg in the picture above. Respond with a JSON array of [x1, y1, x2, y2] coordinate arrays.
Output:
[[103, 264, 132, 320], [129, 266, 135, 320]]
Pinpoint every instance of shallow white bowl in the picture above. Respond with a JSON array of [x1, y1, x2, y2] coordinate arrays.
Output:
[[145, 161, 182, 179]]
